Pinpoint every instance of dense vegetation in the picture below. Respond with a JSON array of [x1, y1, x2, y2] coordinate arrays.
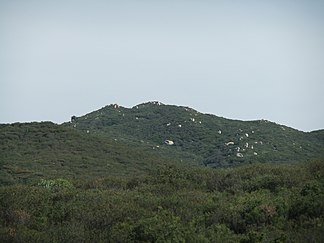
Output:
[[0, 122, 196, 185], [1, 161, 323, 242], [1, 102, 324, 242], [65, 102, 324, 167]]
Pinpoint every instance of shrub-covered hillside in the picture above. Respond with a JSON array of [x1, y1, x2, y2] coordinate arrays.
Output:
[[66, 101, 324, 167], [0, 122, 194, 185], [1, 102, 324, 242]]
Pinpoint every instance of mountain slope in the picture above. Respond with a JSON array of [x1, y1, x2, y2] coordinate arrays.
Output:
[[1, 101, 323, 186], [65, 101, 324, 167], [0, 121, 192, 185]]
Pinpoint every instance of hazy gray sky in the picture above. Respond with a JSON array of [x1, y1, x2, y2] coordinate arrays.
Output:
[[1, 0, 324, 131]]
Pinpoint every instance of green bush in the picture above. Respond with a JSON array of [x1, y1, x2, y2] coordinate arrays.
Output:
[[37, 179, 74, 192]]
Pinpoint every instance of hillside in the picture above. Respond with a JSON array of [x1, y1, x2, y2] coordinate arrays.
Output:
[[1, 102, 324, 242], [0, 122, 193, 185], [1, 101, 323, 186], [65, 101, 324, 167]]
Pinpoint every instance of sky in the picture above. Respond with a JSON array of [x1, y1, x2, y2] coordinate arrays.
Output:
[[1, 0, 324, 132]]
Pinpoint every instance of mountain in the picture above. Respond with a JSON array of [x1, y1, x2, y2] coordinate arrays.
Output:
[[1, 101, 324, 185], [64, 101, 324, 167]]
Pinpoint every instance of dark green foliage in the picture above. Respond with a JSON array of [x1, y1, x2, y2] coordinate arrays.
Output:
[[0, 121, 189, 185], [63, 102, 324, 167], [0, 161, 323, 242], [1, 102, 324, 241]]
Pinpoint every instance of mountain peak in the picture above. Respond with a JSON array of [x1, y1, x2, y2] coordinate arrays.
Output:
[[133, 101, 164, 108]]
